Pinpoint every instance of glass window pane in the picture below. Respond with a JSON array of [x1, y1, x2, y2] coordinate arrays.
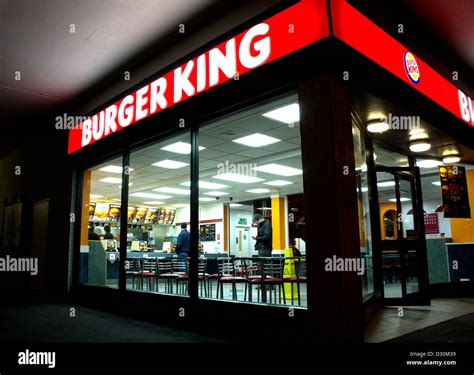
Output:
[[198, 94, 306, 307], [125, 132, 191, 296], [79, 156, 123, 288]]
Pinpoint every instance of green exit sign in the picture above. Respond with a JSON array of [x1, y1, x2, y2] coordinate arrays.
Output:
[[238, 218, 247, 225]]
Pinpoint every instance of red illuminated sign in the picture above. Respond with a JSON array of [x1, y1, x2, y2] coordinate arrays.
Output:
[[330, 0, 474, 128], [68, 0, 329, 154]]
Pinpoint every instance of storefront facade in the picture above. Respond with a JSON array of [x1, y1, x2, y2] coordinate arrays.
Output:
[[68, 0, 474, 343]]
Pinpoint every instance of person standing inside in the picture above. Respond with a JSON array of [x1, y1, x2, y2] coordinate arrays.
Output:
[[252, 214, 272, 257], [175, 222, 190, 272], [103, 224, 114, 240]]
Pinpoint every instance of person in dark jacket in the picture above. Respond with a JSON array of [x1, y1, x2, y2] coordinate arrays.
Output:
[[103, 225, 114, 240], [88, 223, 100, 241], [175, 222, 190, 271], [252, 214, 272, 257]]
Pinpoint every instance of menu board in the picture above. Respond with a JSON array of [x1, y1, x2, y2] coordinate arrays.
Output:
[[157, 208, 176, 225], [145, 209, 158, 224], [88, 202, 96, 220], [200, 223, 216, 241], [134, 207, 147, 223], [107, 204, 121, 222], [439, 165, 471, 218], [93, 202, 110, 221], [127, 207, 136, 222]]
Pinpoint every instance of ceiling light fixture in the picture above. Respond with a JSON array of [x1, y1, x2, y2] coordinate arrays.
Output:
[[153, 187, 190, 195], [161, 142, 205, 154], [416, 159, 442, 169], [253, 163, 302, 177], [246, 188, 271, 194], [203, 191, 229, 196], [377, 181, 395, 187], [409, 140, 431, 152], [99, 177, 122, 184], [180, 181, 229, 189], [232, 133, 281, 148], [90, 194, 103, 199], [212, 173, 264, 183], [130, 192, 172, 199], [390, 197, 411, 202], [262, 103, 300, 124], [152, 160, 189, 169], [263, 180, 293, 186], [367, 118, 389, 133], [99, 165, 134, 173], [198, 197, 214, 202], [442, 155, 461, 164], [431, 181, 441, 186]]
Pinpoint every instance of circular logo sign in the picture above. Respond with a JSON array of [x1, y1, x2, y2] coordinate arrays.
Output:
[[404, 52, 420, 84]]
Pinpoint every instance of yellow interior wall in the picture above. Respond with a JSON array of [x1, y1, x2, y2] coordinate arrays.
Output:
[[379, 203, 397, 240], [223, 205, 229, 252], [271, 197, 286, 250], [450, 169, 474, 243]]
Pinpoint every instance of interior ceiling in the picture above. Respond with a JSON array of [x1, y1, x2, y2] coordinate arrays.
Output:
[[90, 95, 304, 209]]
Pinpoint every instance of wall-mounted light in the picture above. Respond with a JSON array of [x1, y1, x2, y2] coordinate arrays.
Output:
[[367, 118, 389, 133], [409, 140, 431, 152]]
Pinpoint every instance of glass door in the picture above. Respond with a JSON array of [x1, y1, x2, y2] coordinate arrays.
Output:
[[374, 166, 430, 305]]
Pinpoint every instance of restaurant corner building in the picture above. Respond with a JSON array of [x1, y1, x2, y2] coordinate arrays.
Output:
[[4, 0, 473, 344]]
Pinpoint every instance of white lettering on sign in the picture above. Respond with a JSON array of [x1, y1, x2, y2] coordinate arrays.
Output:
[[458, 90, 474, 126], [239, 23, 271, 69]]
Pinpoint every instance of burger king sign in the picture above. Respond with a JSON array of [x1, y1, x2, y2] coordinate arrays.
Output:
[[404, 52, 420, 84]]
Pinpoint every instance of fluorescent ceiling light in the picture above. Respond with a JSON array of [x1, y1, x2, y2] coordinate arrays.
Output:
[[161, 142, 205, 154], [262, 103, 300, 124], [199, 197, 214, 202], [153, 187, 190, 195], [416, 159, 442, 169], [130, 192, 172, 199], [172, 203, 189, 208], [152, 160, 189, 169], [246, 188, 270, 194], [180, 181, 229, 189], [432, 181, 441, 186], [119, 183, 133, 188], [232, 133, 281, 147], [253, 163, 302, 177], [99, 165, 134, 173], [213, 173, 264, 184], [263, 180, 293, 187], [143, 201, 165, 205], [377, 181, 395, 187], [203, 191, 229, 196], [390, 197, 411, 202], [367, 119, 389, 133], [409, 140, 431, 152], [442, 155, 461, 164], [229, 203, 243, 208], [356, 187, 368, 193], [100, 177, 122, 184], [90, 194, 103, 199]]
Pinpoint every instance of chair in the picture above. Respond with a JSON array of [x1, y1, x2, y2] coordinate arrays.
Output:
[[126, 258, 142, 289], [175, 257, 210, 297], [156, 258, 180, 293], [215, 257, 248, 300], [249, 257, 286, 304], [134, 258, 156, 291]]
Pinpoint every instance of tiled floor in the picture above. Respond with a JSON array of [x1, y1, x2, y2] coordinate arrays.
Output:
[[365, 297, 474, 342]]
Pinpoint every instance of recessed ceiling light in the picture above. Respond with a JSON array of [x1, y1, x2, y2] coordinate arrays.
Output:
[[130, 192, 172, 199], [199, 197, 214, 202], [172, 203, 189, 208], [442, 155, 461, 164], [416, 159, 442, 168], [263, 180, 293, 186], [203, 191, 229, 196], [118, 183, 133, 188], [212, 173, 265, 183], [377, 181, 395, 187], [390, 197, 411, 202], [153, 187, 190, 195], [99, 165, 134, 173], [152, 160, 189, 169], [367, 119, 389, 133], [409, 129, 429, 141], [143, 201, 165, 205], [253, 163, 302, 177], [431, 181, 441, 186], [229, 203, 243, 207], [100, 177, 122, 184], [356, 187, 368, 193], [246, 188, 270, 194], [90, 194, 103, 199], [262, 103, 300, 124], [409, 140, 431, 152], [161, 142, 205, 154], [232, 133, 281, 148], [180, 181, 229, 189]]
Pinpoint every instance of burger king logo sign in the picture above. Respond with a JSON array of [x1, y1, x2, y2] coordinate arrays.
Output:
[[404, 52, 420, 84]]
